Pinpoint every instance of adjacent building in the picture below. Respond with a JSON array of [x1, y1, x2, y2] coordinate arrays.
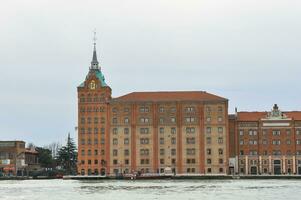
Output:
[[229, 104, 301, 175], [77, 42, 229, 176], [0, 141, 26, 176]]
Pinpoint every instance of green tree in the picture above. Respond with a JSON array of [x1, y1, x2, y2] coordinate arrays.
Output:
[[36, 147, 55, 168], [56, 133, 77, 175]]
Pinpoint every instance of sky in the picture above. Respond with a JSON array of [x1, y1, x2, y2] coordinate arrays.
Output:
[[0, 0, 301, 146]]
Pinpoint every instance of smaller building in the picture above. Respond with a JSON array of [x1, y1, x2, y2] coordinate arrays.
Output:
[[25, 147, 40, 176], [229, 104, 301, 175], [0, 141, 26, 176]]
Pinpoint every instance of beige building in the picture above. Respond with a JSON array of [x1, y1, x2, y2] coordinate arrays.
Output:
[[77, 42, 229, 176]]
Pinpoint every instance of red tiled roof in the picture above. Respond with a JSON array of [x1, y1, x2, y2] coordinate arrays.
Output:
[[113, 91, 227, 102], [237, 111, 301, 121]]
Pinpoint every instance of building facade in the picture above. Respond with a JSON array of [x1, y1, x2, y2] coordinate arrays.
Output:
[[0, 141, 26, 176], [77, 43, 229, 176], [229, 104, 301, 175]]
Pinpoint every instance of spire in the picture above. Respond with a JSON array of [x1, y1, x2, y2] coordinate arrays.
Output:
[[90, 30, 99, 70]]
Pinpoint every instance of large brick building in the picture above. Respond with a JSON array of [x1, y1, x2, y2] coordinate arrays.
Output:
[[77, 42, 229, 176], [229, 104, 301, 175], [77, 41, 301, 176]]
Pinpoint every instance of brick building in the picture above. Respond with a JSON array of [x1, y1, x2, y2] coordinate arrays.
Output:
[[77, 42, 229, 176], [229, 104, 301, 175]]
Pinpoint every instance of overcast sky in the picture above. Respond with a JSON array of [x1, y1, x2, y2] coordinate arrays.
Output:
[[0, 0, 300, 146]]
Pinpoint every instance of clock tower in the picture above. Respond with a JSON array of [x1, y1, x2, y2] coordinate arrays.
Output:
[[77, 34, 112, 175]]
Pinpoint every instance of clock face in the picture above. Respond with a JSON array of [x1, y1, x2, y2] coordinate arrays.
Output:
[[90, 80, 96, 90]]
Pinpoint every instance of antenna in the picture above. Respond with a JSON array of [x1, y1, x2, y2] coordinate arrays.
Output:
[[93, 29, 97, 46]]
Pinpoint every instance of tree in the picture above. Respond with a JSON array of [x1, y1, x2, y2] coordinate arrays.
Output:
[[36, 147, 55, 168], [56, 133, 77, 175]]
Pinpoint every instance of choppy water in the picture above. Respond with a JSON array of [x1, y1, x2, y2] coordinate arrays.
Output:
[[0, 179, 300, 200]]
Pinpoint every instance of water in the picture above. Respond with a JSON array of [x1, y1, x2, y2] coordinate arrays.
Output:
[[0, 179, 300, 200]]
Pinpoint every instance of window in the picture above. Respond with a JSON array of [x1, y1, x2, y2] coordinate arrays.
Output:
[[171, 117, 176, 123], [218, 127, 223, 133], [171, 149, 176, 156], [101, 128, 105, 135], [94, 117, 98, 124], [286, 139, 291, 145], [160, 138, 164, 145], [218, 148, 223, 155], [94, 139, 98, 145], [160, 159, 165, 164], [140, 138, 149, 144], [207, 159, 211, 164], [272, 140, 281, 145], [113, 149, 118, 156], [81, 139, 85, 145], [140, 128, 149, 134], [80, 118, 85, 124], [87, 117, 91, 124], [185, 117, 195, 123], [262, 130, 267, 135], [94, 159, 98, 165], [171, 107, 176, 113], [186, 148, 195, 155], [297, 130, 301, 135], [218, 137, 223, 144], [140, 149, 149, 156], [186, 137, 195, 144], [219, 159, 223, 164], [159, 118, 164, 124], [206, 127, 211, 134], [113, 138, 118, 145], [218, 106, 223, 112], [112, 107, 117, 113], [125, 159, 129, 165], [140, 117, 149, 123], [80, 128, 85, 134], [219, 168, 224, 173], [206, 137, 211, 144], [207, 168, 212, 173], [239, 140, 244, 145], [124, 107, 130, 112], [124, 128, 129, 134], [186, 106, 195, 112], [171, 137, 176, 144], [124, 138, 129, 145], [272, 130, 281, 136], [286, 130, 291, 135], [239, 130, 244, 136], [207, 148, 211, 155], [113, 159, 118, 165], [159, 107, 164, 113], [297, 140, 301, 145], [81, 150, 85, 156], [160, 149, 165, 155], [113, 128, 118, 135], [171, 127, 176, 134], [87, 138, 91, 145], [124, 149, 129, 156], [94, 150, 98, 155], [124, 118, 129, 124], [262, 139, 268, 145], [206, 117, 211, 122], [206, 106, 211, 113], [88, 149, 91, 156], [139, 106, 149, 113], [218, 117, 223, 122], [101, 117, 105, 124], [186, 127, 195, 133], [112, 118, 117, 124], [94, 128, 98, 134], [160, 127, 164, 134]]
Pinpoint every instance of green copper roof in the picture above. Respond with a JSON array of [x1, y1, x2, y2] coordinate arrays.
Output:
[[78, 69, 107, 88]]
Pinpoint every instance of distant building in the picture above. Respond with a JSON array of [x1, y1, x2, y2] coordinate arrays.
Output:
[[77, 41, 229, 176], [0, 141, 26, 176], [229, 104, 301, 175], [25, 147, 40, 175]]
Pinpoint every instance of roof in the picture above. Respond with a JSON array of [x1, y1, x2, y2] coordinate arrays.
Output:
[[237, 111, 301, 121], [113, 91, 227, 102], [78, 69, 107, 88]]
